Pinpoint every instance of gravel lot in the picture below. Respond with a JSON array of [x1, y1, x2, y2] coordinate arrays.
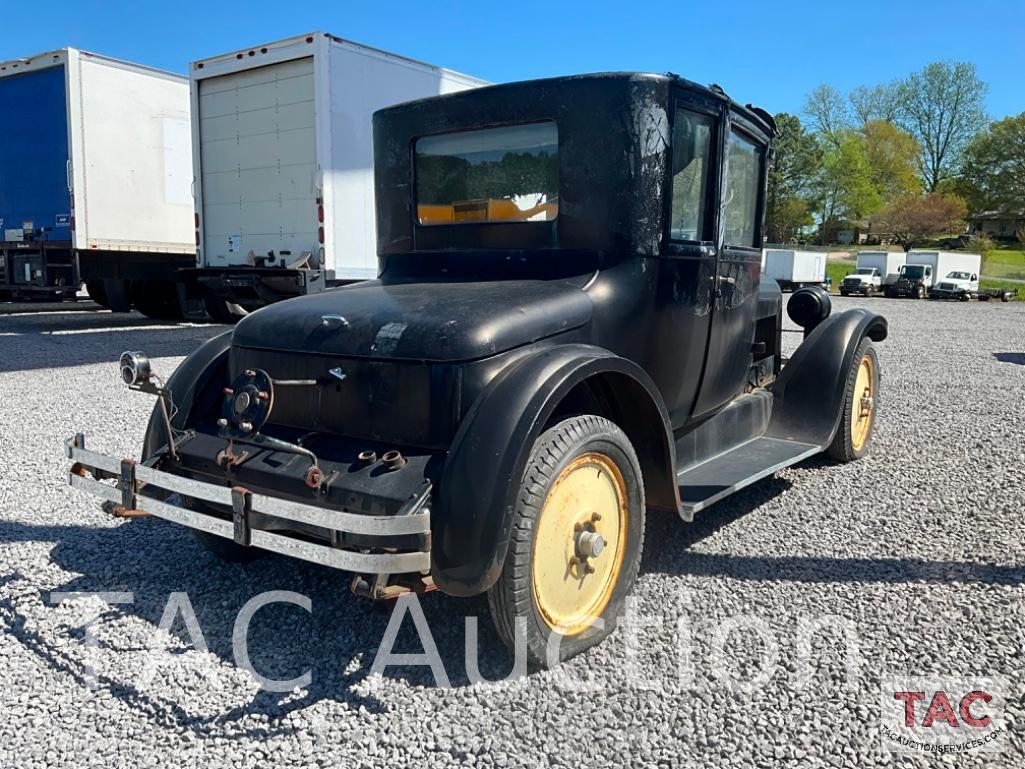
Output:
[[1, 297, 1022, 768]]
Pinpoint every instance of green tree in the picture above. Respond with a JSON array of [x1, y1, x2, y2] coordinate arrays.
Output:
[[812, 133, 881, 231], [859, 120, 922, 203], [958, 113, 1025, 215], [896, 62, 988, 191], [765, 113, 821, 242]]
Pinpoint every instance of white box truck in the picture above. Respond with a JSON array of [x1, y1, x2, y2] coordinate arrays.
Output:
[[839, 251, 906, 296], [887, 250, 982, 299], [183, 32, 488, 321], [762, 249, 826, 292], [0, 48, 194, 316]]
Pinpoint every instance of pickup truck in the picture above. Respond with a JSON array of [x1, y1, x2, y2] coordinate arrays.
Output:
[[839, 268, 882, 297], [66, 73, 887, 666]]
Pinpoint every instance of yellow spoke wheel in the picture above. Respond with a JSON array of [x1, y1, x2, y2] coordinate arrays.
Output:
[[531, 453, 628, 636], [850, 353, 875, 452]]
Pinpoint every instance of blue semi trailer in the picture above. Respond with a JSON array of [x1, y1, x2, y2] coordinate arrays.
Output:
[[0, 48, 194, 316]]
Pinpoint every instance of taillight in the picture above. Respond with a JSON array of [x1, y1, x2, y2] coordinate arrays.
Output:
[[195, 230, 200, 245], [70, 216, 75, 231], [318, 227, 324, 244], [194, 213, 199, 228], [317, 204, 324, 223]]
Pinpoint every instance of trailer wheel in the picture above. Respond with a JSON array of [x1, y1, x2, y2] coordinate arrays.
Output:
[[101, 278, 133, 312], [85, 280, 110, 308], [203, 297, 248, 324], [131, 280, 183, 320], [827, 337, 879, 463], [488, 415, 645, 667]]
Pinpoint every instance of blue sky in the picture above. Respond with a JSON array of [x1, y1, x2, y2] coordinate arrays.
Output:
[[3, 0, 1023, 120]]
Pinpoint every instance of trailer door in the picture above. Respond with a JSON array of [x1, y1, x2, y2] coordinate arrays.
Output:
[[198, 57, 318, 267], [0, 66, 71, 244]]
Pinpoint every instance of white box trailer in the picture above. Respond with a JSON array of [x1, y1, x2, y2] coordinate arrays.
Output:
[[762, 249, 826, 291], [184, 32, 488, 320], [0, 48, 194, 314], [888, 250, 982, 298]]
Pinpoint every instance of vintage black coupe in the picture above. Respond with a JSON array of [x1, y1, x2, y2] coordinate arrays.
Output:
[[68, 73, 886, 665]]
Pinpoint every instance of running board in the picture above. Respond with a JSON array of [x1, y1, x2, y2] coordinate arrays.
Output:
[[677, 436, 821, 517]]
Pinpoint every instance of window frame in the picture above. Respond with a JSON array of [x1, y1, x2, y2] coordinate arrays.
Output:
[[667, 96, 723, 247], [411, 119, 561, 228], [722, 121, 768, 251]]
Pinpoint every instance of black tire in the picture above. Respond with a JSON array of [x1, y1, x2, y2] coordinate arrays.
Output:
[[488, 415, 645, 667], [865, 285, 875, 297], [827, 337, 879, 463], [914, 284, 925, 299], [85, 279, 110, 308], [191, 529, 265, 563], [131, 279, 183, 320], [959, 292, 972, 302], [102, 278, 133, 312], [203, 296, 248, 324], [839, 290, 849, 297]]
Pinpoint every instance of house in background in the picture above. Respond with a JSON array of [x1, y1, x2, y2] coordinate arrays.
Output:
[[968, 211, 1025, 240]]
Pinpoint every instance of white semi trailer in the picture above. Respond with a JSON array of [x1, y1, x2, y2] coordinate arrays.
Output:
[[0, 48, 193, 316], [182, 32, 489, 321], [762, 249, 826, 292]]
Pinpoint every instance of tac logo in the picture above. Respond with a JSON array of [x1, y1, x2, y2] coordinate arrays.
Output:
[[880, 676, 1006, 754]]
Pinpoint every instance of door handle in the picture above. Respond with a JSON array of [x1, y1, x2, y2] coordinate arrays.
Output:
[[66, 160, 73, 191]]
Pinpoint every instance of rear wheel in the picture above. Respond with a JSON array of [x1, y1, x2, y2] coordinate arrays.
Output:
[[827, 337, 879, 463], [488, 415, 645, 667], [131, 279, 183, 320], [85, 279, 110, 308], [203, 296, 248, 324], [102, 278, 133, 312]]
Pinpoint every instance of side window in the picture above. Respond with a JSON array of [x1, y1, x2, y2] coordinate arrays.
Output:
[[670, 110, 715, 241], [723, 131, 763, 248]]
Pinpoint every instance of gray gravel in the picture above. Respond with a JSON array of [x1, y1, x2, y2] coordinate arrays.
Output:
[[1, 298, 1023, 768]]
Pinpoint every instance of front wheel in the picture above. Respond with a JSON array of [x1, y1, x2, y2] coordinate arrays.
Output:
[[488, 415, 645, 667], [865, 285, 876, 297], [914, 284, 925, 299], [827, 337, 879, 463]]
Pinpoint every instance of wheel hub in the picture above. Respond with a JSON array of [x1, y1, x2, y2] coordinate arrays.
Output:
[[531, 453, 628, 635]]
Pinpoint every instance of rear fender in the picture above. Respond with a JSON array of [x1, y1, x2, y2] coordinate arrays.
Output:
[[433, 344, 677, 597], [767, 308, 887, 446], [142, 331, 233, 459]]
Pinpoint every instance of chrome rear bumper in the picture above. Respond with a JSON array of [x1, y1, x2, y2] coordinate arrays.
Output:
[[65, 435, 431, 574]]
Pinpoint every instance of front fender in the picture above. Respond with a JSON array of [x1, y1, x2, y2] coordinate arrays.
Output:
[[142, 330, 233, 459], [433, 344, 675, 597], [767, 308, 887, 446]]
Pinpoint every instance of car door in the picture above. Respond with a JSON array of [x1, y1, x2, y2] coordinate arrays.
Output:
[[691, 118, 768, 419], [647, 98, 722, 427]]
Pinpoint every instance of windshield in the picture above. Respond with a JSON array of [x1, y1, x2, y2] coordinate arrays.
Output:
[[855, 268, 874, 275], [946, 271, 972, 280], [415, 122, 559, 225], [900, 265, 925, 280]]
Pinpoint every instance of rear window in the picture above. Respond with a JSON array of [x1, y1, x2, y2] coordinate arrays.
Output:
[[415, 122, 558, 225]]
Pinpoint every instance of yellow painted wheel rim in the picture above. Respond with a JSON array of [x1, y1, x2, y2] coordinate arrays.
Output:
[[850, 354, 875, 452], [531, 453, 628, 636]]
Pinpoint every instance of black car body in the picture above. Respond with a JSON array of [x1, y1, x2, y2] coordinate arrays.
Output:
[[69, 73, 887, 664]]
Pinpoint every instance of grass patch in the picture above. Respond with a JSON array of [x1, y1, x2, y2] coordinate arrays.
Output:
[[982, 247, 1025, 280], [827, 262, 855, 288]]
